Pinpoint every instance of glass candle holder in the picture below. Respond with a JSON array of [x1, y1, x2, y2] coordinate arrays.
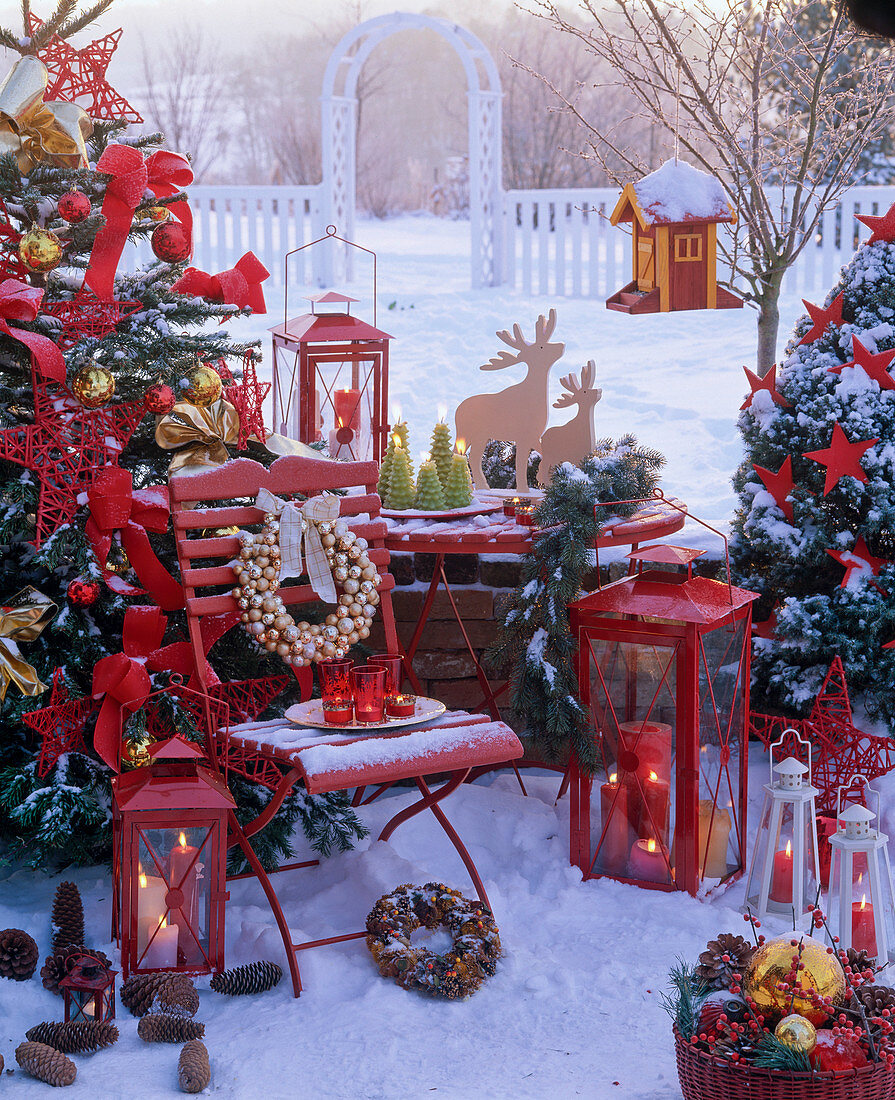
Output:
[[503, 497, 520, 517], [322, 697, 353, 726], [516, 505, 535, 526], [368, 653, 404, 696], [351, 666, 387, 723], [318, 658, 354, 703], [386, 693, 416, 718]]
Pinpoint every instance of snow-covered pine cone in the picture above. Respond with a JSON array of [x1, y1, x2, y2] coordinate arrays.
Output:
[[40, 945, 112, 995], [25, 1020, 118, 1054], [15, 1041, 77, 1086], [137, 1014, 205, 1044], [695, 933, 756, 988], [179, 1040, 211, 1093], [151, 980, 200, 1019], [121, 972, 196, 1017], [210, 960, 282, 996], [51, 882, 84, 953], [0, 927, 39, 980]]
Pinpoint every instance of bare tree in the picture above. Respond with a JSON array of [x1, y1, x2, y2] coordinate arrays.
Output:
[[532, 0, 895, 372]]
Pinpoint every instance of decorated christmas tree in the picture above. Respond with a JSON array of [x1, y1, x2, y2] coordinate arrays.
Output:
[[732, 201, 895, 725], [0, 1, 365, 869]]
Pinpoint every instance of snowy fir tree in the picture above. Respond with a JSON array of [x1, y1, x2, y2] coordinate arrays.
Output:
[[0, 1, 364, 869], [732, 203, 895, 725]]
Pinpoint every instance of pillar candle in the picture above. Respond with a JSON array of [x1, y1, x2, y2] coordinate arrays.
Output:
[[142, 916, 178, 969], [627, 837, 669, 884], [168, 832, 199, 955], [639, 771, 670, 844], [137, 872, 168, 955], [598, 773, 633, 873], [617, 720, 672, 785], [333, 387, 361, 431], [769, 840, 794, 902], [852, 897, 877, 958], [698, 800, 732, 879]]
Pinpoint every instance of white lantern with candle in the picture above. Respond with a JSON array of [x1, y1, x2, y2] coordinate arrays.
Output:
[[744, 729, 821, 917]]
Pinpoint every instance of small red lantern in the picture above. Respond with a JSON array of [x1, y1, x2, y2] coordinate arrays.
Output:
[[568, 541, 758, 895], [112, 736, 234, 978], [59, 953, 116, 1023]]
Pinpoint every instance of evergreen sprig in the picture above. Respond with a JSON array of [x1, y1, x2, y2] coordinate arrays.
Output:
[[752, 1032, 813, 1072], [660, 959, 706, 1039]]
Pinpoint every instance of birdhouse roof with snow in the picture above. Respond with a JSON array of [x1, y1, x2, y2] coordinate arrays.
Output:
[[610, 160, 736, 229]]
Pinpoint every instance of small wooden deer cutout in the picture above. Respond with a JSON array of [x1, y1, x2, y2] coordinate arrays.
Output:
[[455, 308, 564, 491], [537, 360, 602, 487]]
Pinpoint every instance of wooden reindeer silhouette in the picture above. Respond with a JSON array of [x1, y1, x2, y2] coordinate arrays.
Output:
[[537, 360, 602, 487], [455, 308, 564, 491]]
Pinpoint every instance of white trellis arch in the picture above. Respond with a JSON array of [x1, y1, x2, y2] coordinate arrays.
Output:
[[320, 11, 503, 289]]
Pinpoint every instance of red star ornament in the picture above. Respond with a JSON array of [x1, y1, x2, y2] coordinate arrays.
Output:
[[752, 456, 795, 522], [857, 201, 895, 245], [803, 422, 878, 496], [40, 291, 142, 351], [828, 336, 895, 391], [827, 536, 887, 592], [752, 605, 779, 640], [740, 364, 792, 411], [22, 669, 98, 777], [799, 295, 844, 345], [225, 355, 271, 448]]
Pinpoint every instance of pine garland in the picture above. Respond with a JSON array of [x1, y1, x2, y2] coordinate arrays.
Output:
[[659, 959, 706, 1040], [486, 437, 664, 767], [752, 1032, 813, 1072]]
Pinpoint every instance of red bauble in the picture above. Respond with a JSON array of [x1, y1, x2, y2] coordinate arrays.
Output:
[[58, 189, 91, 224], [810, 1030, 869, 1072], [66, 579, 100, 607], [151, 221, 190, 263], [144, 382, 176, 415]]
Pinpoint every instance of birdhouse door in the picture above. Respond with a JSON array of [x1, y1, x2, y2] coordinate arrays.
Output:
[[671, 229, 707, 310], [636, 232, 656, 291]]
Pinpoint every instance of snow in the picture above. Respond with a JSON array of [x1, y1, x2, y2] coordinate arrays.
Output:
[[632, 160, 732, 225]]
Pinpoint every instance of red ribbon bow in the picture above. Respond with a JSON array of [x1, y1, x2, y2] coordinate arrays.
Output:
[[170, 251, 269, 315], [0, 279, 65, 383], [84, 467, 184, 611]]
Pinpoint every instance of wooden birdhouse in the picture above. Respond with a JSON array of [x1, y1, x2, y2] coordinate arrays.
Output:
[[605, 160, 743, 315]]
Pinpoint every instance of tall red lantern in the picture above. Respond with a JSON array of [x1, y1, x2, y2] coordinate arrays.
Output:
[[112, 737, 234, 979], [568, 543, 758, 895]]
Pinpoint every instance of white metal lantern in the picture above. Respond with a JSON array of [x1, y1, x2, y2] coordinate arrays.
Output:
[[828, 776, 895, 963], [744, 729, 821, 917]]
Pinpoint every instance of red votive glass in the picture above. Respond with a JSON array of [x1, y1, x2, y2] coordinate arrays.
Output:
[[322, 697, 353, 726], [350, 666, 387, 723], [368, 653, 405, 695], [516, 505, 535, 526], [503, 497, 521, 517], [318, 658, 354, 703], [386, 694, 416, 718]]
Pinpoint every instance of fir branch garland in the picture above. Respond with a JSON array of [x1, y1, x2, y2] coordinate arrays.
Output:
[[660, 959, 706, 1040], [486, 437, 664, 768]]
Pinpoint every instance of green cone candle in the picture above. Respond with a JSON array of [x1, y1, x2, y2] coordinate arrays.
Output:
[[429, 412, 453, 492], [444, 442, 474, 508], [387, 441, 416, 510], [415, 453, 446, 510]]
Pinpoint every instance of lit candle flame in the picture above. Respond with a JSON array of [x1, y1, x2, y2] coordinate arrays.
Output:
[[456, 438, 467, 456], [392, 432, 403, 450], [159, 917, 167, 930], [609, 772, 617, 784], [337, 416, 344, 428], [139, 873, 147, 888], [179, 831, 187, 848], [861, 894, 868, 910], [646, 838, 657, 853], [437, 403, 447, 422], [648, 770, 658, 782], [785, 839, 792, 857]]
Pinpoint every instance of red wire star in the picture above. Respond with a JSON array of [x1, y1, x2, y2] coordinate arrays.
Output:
[[752, 605, 779, 640], [803, 422, 878, 495], [752, 456, 795, 522], [40, 291, 142, 351], [799, 294, 844, 345], [827, 536, 888, 592], [740, 364, 792, 411], [857, 202, 895, 245], [225, 354, 271, 448], [829, 335, 895, 391], [23, 669, 98, 777], [28, 15, 142, 123]]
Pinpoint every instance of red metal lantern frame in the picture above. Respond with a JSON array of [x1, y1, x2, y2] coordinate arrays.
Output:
[[59, 953, 116, 1023]]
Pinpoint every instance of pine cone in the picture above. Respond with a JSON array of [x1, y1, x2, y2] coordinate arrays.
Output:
[[15, 1041, 77, 1086], [179, 1040, 211, 1093], [40, 945, 112, 995], [696, 933, 756, 988], [151, 981, 200, 1019], [51, 882, 84, 953], [138, 1014, 205, 1044], [853, 983, 895, 1017], [0, 927, 39, 980], [210, 960, 282, 996], [846, 946, 875, 974], [121, 972, 196, 1017], [25, 1020, 119, 1054]]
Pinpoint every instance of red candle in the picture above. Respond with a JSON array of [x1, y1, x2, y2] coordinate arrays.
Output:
[[333, 388, 361, 431], [369, 654, 404, 696], [627, 837, 669, 884], [516, 506, 535, 526], [769, 840, 794, 902], [639, 770, 669, 844], [322, 697, 353, 726], [617, 720, 672, 785], [598, 773, 634, 874], [503, 497, 521, 517], [852, 896, 878, 958], [167, 831, 199, 959], [351, 665, 386, 723], [386, 694, 416, 718]]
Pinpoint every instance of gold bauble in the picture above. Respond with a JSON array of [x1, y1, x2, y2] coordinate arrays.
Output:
[[18, 225, 63, 272], [201, 525, 240, 538], [146, 205, 170, 222], [72, 364, 115, 408], [123, 736, 152, 768], [104, 545, 130, 575], [744, 934, 846, 1026], [180, 363, 223, 407], [775, 1013, 817, 1054]]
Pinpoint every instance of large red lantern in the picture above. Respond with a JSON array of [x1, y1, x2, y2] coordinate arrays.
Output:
[[568, 543, 758, 895], [112, 737, 234, 978]]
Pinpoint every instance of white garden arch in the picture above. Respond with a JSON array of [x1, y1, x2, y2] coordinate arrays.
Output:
[[320, 11, 504, 289]]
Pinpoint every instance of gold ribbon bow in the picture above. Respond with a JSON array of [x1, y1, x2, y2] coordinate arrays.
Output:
[[0, 586, 57, 702], [255, 488, 340, 603], [155, 399, 240, 475], [0, 56, 92, 174]]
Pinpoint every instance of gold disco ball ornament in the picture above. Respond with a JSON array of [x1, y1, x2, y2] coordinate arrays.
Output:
[[180, 363, 223, 407], [18, 224, 63, 272], [775, 1013, 817, 1055], [72, 364, 115, 408], [743, 934, 846, 1026]]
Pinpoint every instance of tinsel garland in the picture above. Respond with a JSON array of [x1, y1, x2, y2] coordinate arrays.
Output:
[[486, 436, 664, 770]]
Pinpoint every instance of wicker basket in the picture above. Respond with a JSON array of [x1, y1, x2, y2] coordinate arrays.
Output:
[[674, 1028, 895, 1100]]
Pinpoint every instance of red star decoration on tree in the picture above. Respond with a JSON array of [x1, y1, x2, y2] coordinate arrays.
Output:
[[28, 16, 142, 123], [828, 336, 895, 391], [740, 364, 792, 411], [22, 669, 98, 777], [40, 291, 142, 351], [857, 201, 895, 245], [826, 536, 887, 591], [225, 354, 271, 448], [752, 605, 779, 640], [753, 456, 795, 522], [799, 294, 844, 345], [803, 422, 878, 495]]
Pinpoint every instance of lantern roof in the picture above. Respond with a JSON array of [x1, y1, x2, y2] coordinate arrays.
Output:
[[304, 290, 358, 306], [570, 569, 758, 625], [628, 544, 705, 566], [148, 737, 204, 762], [774, 756, 809, 776], [270, 311, 392, 345], [112, 758, 235, 812], [840, 802, 877, 823]]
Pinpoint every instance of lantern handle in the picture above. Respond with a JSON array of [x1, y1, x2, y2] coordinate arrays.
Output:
[[835, 774, 879, 830], [283, 223, 378, 331], [769, 726, 812, 787]]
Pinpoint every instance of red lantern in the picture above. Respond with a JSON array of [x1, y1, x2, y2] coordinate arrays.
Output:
[[59, 953, 116, 1022], [568, 543, 758, 896], [112, 737, 234, 978]]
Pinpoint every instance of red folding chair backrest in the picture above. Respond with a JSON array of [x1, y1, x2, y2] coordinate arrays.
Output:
[[168, 455, 398, 694]]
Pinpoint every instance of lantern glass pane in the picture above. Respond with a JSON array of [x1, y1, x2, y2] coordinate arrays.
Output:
[[136, 826, 213, 969], [314, 355, 377, 460], [72, 990, 93, 1021], [585, 634, 678, 886]]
